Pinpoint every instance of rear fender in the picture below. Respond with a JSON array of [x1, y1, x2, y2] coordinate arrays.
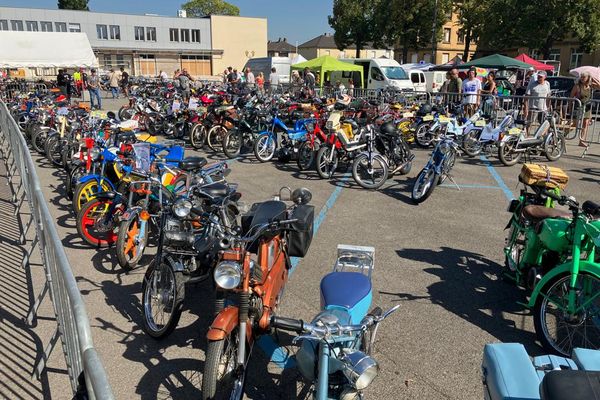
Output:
[[207, 305, 253, 342]]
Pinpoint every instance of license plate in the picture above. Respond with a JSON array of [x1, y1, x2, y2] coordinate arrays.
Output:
[[475, 120, 486, 127], [403, 112, 414, 118], [508, 127, 521, 135], [439, 116, 450, 123], [423, 115, 433, 121]]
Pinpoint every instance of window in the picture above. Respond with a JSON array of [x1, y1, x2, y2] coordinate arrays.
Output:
[[410, 53, 418, 63], [96, 24, 108, 40], [109, 25, 120, 40], [549, 48, 561, 62], [570, 48, 583, 69], [11, 20, 24, 31], [457, 31, 464, 44], [370, 67, 384, 81], [140, 54, 155, 59], [442, 53, 450, 64], [0, 20, 7, 31], [68, 23, 81, 32], [443, 28, 451, 43], [135, 26, 145, 41], [41, 21, 52, 32], [181, 28, 190, 42], [26, 21, 38, 31], [169, 28, 179, 42], [55, 22, 67, 32], [191, 29, 200, 43], [411, 73, 420, 84], [103, 55, 112, 68], [370, 51, 376, 58], [146, 27, 156, 41], [116, 54, 124, 67]]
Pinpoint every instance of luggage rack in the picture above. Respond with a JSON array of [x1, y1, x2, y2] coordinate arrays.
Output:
[[333, 244, 375, 279]]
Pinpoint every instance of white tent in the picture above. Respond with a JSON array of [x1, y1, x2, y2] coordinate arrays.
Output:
[[0, 31, 98, 68]]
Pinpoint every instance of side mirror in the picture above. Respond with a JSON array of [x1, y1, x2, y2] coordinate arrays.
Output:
[[106, 111, 116, 120], [292, 187, 312, 205]]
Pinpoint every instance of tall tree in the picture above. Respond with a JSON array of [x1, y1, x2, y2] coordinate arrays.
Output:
[[57, 0, 89, 10], [181, 0, 240, 17], [328, 0, 380, 58], [454, 0, 485, 61]]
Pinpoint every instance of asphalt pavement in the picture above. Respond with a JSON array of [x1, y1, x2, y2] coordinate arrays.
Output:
[[25, 100, 600, 399]]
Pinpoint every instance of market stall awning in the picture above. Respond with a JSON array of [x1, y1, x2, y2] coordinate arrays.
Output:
[[291, 55, 363, 87], [514, 54, 554, 71], [0, 31, 98, 68], [459, 54, 531, 70], [430, 55, 465, 71]]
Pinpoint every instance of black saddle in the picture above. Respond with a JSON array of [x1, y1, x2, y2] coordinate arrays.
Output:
[[178, 157, 207, 172]]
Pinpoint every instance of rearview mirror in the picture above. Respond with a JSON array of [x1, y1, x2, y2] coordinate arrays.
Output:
[[291, 187, 312, 205], [106, 111, 116, 120]]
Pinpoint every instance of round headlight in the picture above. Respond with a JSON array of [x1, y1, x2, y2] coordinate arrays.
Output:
[[90, 147, 101, 161], [214, 261, 242, 289], [342, 350, 379, 390], [173, 198, 193, 218]]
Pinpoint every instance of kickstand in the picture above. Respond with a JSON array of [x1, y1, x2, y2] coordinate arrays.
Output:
[[581, 146, 588, 159], [446, 174, 461, 191]]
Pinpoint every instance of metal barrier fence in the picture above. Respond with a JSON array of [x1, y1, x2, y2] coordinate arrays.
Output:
[[0, 81, 49, 102], [0, 101, 114, 399]]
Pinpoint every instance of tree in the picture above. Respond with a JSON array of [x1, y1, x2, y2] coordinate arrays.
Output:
[[57, 0, 89, 10], [328, 0, 380, 58], [181, 0, 240, 17], [454, 0, 486, 61]]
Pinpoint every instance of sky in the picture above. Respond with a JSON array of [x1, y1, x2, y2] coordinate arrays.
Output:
[[0, 0, 334, 44]]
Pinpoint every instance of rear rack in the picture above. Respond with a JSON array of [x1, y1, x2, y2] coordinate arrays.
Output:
[[333, 244, 375, 280]]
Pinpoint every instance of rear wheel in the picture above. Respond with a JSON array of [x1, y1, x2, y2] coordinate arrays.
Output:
[[544, 132, 565, 161], [31, 128, 49, 154], [411, 168, 438, 204], [296, 141, 316, 171], [498, 137, 522, 166], [116, 213, 149, 270], [207, 125, 228, 152], [76, 198, 120, 247], [462, 130, 483, 157], [352, 153, 388, 190], [190, 123, 207, 150], [45, 136, 63, 166], [202, 327, 247, 400], [222, 129, 242, 159], [316, 146, 338, 179]]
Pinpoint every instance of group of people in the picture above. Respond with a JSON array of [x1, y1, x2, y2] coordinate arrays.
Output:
[[55, 67, 130, 110]]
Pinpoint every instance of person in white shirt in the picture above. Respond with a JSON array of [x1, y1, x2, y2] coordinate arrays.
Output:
[[462, 67, 482, 116], [245, 67, 255, 88], [159, 70, 168, 82], [269, 67, 279, 92]]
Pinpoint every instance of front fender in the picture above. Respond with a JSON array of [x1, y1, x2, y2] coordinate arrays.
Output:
[[78, 174, 101, 185], [207, 305, 253, 342], [527, 261, 600, 307]]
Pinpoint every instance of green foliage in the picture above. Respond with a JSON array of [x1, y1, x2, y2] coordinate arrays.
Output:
[[57, 0, 89, 10], [181, 0, 240, 17], [328, 0, 380, 57], [455, 0, 486, 60]]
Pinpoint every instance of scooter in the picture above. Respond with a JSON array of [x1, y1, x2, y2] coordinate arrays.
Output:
[[482, 342, 600, 400], [462, 110, 525, 157]]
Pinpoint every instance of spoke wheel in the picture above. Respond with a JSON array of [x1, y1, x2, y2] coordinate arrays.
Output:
[[190, 124, 207, 150], [223, 129, 242, 159], [116, 214, 148, 270], [253, 135, 276, 162], [202, 327, 247, 400], [76, 198, 120, 247], [142, 262, 185, 339], [411, 168, 438, 204], [207, 125, 228, 152], [352, 153, 388, 189], [296, 141, 316, 171]]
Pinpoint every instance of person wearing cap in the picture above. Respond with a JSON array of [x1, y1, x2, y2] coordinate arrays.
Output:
[[87, 69, 101, 110], [462, 67, 482, 116], [524, 70, 551, 126]]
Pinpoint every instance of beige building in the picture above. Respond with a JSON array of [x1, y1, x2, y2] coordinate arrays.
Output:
[[298, 33, 393, 60], [210, 15, 267, 75]]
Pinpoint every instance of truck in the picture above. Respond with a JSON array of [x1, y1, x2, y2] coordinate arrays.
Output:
[[330, 58, 426, 91], [243, 56, 297, 84]]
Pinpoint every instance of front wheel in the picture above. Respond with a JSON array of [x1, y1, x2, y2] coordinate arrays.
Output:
[[411, 168, 438, 204], [498, 138, 522, 166], [76, 198, 120, 247], [296, 141, 316, 171], [116, 213, 149, 270], [316, 145, 338, 179], [352, 153, 389, 190], [415, 122, 433, 148], [190, 123, 207, 150], [72, 179, 112, 214], [462, 130, 483, 157], [207, 125, 228, 152], [544, 132, 565, 161], [141, 262, 185, 339], [533, 272, 600, 356], [253, 134, 276, 162], [222, 129, 242, 159], [202, 328, 247, 400]]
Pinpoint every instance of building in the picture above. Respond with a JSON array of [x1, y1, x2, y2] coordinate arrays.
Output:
[[267, 38, 298, 57], [0, 6, 267, 78], [511, 43, 600, 76], [298, 33, 394, 60], [396, 10, 476, 65]]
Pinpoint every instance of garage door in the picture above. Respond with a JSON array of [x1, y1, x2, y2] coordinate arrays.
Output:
[[181, 55, 211, 77], [139, 54, 156, 76]]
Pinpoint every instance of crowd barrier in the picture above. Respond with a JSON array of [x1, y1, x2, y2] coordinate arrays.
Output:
[[0, 101, 114, 399], [0, 82, 49, 102]]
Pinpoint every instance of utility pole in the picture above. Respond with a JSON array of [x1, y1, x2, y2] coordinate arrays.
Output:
[[431, 0, 438, 64]]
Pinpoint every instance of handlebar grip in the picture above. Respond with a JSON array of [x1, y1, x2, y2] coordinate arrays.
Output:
[[270, 316, 304, 333]]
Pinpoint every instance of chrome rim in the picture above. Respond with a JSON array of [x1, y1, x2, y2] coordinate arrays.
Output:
[[144, 264, 176, 332]]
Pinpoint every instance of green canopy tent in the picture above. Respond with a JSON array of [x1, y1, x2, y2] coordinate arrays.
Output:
[[459, 54, 532, 70], [291, 55, 364, 87]]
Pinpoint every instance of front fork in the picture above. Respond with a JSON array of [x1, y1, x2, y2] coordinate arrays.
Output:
[[567, 220, 584, 314], [315, 341, 330, 400]]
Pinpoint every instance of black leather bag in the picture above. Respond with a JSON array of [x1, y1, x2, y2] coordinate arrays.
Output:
[[287, 205, 314, 258]]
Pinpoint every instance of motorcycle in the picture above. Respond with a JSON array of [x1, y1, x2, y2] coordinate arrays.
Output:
[[222, 103, 268, 159], [482, 342, 600, 400], [201, 187, 314, 400], [253, 108, 313, 163], [462, 109, 524, 157], [271, 244, 400, 400]]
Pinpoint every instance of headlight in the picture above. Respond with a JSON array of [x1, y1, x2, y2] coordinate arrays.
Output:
[[173, 198, 193, 218], [90, 147, 101, 161], [342, 350, 379, 390], [214, 261, 242, 289]]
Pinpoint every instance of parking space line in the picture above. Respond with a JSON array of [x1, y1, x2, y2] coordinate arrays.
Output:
[[479, 155, 513, 200], [439, 184, 502, 189]]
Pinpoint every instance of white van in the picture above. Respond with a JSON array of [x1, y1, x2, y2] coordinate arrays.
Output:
[[424, 71, 448, 92], [332, 58, 418, 91], [243, 57, 293, 84]]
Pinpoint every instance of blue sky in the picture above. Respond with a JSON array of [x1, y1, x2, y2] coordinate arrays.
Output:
[[0, 0, 334, 44]]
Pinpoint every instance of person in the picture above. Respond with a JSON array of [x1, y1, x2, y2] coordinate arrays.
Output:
[[73, 68, 82, 98], [347, 78, 354, 97], [439, 71, 451, 94], [222, 69, 229, 84], [462, 67, 482, 116], [120, 67, 129, 97], [245, 67, 255, 89], [304, 67, 316, 90], [447, 68, 463, 103], [524, 70, 551, 126], [480, 71, 497, 95], [87, 68, 102, 110], [256, 72, 265, 94], [571, 71, 598, 147], [178, 69, 192, 101], [269, 67, 279, 92], [291, 70, 302, 86], [108, 68, 120, 99], [226, 66, 236, 83], [336, 80, 346, 95], [160, 70, 168, 82], [56, 69, 67, 96]]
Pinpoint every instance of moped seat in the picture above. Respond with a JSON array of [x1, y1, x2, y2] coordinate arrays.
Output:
[[540, 370, 600, 400], [320, 272, 371, 321], [582, 200, 600, 218], [178, 156, 207, 171], [522, 205, 571, 222], [199, 182, 229, 198]]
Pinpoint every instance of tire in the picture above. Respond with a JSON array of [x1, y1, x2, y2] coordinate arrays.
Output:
[[463, 130, 483, 157], [45, 136, 63, 167], [498, 137, 522, 166], [415, 122, 433, 148], [533, 272, 600, 356], [253, 134, 276, 162], [207, 125, 228, 152], [222, 129, 242, 159], [296, 141, 316, 171], [190, 123, 207, 150], [316, 146, 338, 179], [76, 198, 120, 247], [66, 165, 85, 200], [352, 153, 389, 190], [72, 179, 112, 214], [397, 141, 413, 175], [202, 328, 247, 400], [146, 118, 159, 136], [411, 168, 438, 204], [118, 106, 135, 120], [31, 127, 49, 154], [544, 132, 565, 162], [141, 262, 185, 339], [116, 213, 149, 270]]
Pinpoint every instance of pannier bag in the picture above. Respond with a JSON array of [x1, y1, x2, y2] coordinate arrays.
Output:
[[519, 163, 569, 190], [287, 204, 314, 258]]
